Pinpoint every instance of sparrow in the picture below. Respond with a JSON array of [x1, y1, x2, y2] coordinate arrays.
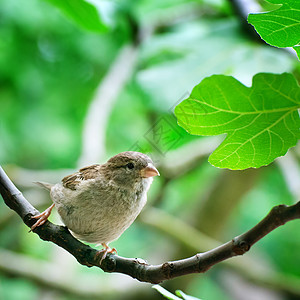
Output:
[[31, 151, 159, 262]]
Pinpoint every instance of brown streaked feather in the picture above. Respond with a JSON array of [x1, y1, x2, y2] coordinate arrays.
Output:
[[62, 164, 101, 190]]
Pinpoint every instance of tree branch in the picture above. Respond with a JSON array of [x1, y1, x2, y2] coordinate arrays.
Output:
[[1, 165, 299, 284], [141, 208, 300, 295]]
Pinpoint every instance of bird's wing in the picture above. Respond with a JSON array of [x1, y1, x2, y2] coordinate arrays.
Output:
[[62, 164, 101, 190]]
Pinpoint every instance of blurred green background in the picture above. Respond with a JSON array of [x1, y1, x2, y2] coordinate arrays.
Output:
[[1, 0, 300, 299]]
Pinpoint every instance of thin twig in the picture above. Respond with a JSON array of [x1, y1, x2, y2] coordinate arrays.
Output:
[[1, 166, 299, 284]]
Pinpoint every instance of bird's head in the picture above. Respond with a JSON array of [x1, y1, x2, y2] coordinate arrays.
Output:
[[102, 151, 159, 188]]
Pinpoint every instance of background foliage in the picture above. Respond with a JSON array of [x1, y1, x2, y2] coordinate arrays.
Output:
[[0, 0, 300, 299]]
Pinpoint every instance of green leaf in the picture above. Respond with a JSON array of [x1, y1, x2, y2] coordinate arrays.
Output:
[[175, 73, 300, 170], [248, 0, 300, 52], [176, 290, 202, 300], [43, 0, 107, 32], [153, 285, 202, 300], [152, 285, 182, 300]]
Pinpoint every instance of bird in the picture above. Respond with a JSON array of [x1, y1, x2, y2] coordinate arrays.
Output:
[[31, 151, 159, 262]]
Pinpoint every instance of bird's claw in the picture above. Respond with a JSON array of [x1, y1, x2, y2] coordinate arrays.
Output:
[[30, 203, 55, 231], [96, 244, 117, 264]]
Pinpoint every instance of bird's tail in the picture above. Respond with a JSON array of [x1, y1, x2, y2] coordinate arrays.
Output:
[[33, 181, 54, 191]]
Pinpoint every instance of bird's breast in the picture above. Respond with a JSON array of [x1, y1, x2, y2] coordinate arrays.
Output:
[[51, 180, 149, 244]]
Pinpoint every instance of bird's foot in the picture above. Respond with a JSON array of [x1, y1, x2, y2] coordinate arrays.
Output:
[[96, 243, 117, 264], [30, 203, 55, 231]]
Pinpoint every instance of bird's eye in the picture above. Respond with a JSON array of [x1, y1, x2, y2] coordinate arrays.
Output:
[[126, 162, 135, 169]]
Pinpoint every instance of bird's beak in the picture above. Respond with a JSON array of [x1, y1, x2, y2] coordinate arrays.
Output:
[[140, 163, 160, 178]]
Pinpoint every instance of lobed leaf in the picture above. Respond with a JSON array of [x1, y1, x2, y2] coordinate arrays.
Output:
[[247, 0, 300, 55], [175, 73, 300, 170]]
